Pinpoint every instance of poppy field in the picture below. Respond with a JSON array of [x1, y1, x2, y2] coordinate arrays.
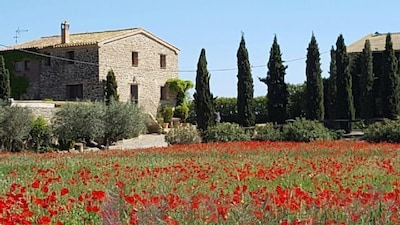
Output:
[[1, 140, 400, 224]]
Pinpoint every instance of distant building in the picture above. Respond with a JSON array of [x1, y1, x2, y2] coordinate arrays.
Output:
[[347, 32, 400, 117], [347, 32, 400, 76], [0, 21, 179, 117]]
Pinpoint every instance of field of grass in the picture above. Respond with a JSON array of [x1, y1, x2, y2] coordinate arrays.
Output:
[[1, 140, 399, 224]]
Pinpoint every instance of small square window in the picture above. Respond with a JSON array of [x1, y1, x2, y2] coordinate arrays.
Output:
[[160, 54, 166, 69], [15, 61, 23, 72], [132, 52, 138, 67], [66, 51, 74, 64]]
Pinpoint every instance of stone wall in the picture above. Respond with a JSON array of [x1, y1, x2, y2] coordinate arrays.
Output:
[[39, 45, 101, 100], [10, 101, 59, 123], [99, 32, 178, 117]]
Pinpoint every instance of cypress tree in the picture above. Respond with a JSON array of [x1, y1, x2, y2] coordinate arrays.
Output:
[[305, 33, 324, 120], [193, 48, 216, 131], [237, 33, 255, 127], [359, 39, 375, 119], [381, 33, 400, 119], [0, 55, 11, 100], [324, 47, 337, 120], [335, 34, 355, 132], [105, 69, 119, 104], [350, 54, 362, 118], [259, 35, 288, 124]]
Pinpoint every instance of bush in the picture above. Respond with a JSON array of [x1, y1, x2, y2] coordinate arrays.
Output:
[[253, 123, 282, 141], [28, 116, 52, 152], [282, 118, 334, 142], [0, 106, 32, 152], [364, 119, 400, 143], [165, 126, 201, 145], [214, 97, 268, 124], [52, 102, 105, 149], [104, 101, 146, 146], [163, 106, 174, 123], [204, 122, 250, 143], [52, 101, 146, 149], [174, 104, 189, 122]]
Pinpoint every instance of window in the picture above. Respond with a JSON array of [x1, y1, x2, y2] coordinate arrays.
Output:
[[15, 62, 23, 72], [130, 84, 138, 104], [24, 60, 31, 71], [66, 51, 74, 64], [160, 86, 168, 100], [132, 52, 138, 67], [160, 54, 166, 69], [66, 84, 83, 100]]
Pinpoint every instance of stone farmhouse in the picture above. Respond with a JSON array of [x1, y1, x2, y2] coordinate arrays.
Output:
[[0, 21, 179, 117], [347, 32, 400, 116], [347, 32, 400, 80]]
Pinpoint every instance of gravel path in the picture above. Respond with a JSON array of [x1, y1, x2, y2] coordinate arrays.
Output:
[[108, 134, 168, 150]]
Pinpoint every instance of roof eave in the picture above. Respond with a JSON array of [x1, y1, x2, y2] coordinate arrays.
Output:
[[99, 28, 180, 55]]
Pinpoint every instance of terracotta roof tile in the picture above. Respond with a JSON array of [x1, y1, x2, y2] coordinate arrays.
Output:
[[5, 28, 140, 50]]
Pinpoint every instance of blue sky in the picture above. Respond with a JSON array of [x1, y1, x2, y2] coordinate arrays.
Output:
[[1, 0, 399, 97]]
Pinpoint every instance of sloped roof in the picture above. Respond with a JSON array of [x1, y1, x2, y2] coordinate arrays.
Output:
[[347, 32, 400, 53], [1, 27, 179, 54]]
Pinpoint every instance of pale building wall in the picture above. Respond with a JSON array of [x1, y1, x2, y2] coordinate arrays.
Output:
[[99, 33, 178, 117]]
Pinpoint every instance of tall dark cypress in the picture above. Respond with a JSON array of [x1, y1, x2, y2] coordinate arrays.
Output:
[[335, 34, 355, 131], [359, 39, 375, 119], [105, 69, 119, 104], [381, 33, 400, 119], [0, 55, 11, 100], [259, 35, 288, 124], [324, 47, 337, 120], [193, 49, 216, 131], [237, 33, 255, 127], [305, 33, 324, 120]]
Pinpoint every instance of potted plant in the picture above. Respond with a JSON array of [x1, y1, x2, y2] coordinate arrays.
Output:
[[163, 106, 174, 128], [174, 104, 189, 125]]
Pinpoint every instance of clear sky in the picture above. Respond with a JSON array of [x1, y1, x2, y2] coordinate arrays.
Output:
[[1, 0, 399, 97]]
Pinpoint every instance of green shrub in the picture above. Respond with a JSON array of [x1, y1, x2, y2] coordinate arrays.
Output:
[[104, 101, 146, 146], [174, 104, 189, 122], [52, 101, 146, 149], [282, 118, 334, 142], [204, 122, 250, 143], [163, 106, 174, 123], [214, 97, 268, 124], [28, 116, 52, 152], [364, 119, 400, 143], [0, 106, 32, 152], [52, 102, 105, 148], [253, 123, 282, 141], [165, 126, 201, 145]]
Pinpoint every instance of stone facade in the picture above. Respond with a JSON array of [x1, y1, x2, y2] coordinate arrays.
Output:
[[1, 24, 179, 118], [99, 33, 178, 116], [39, 46, 101, 100]]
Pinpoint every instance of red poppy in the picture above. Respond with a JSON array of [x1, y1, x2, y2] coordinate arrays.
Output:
[[91, 190, 106, 201], [37, 215, 51, 225], [60, 187, 69, 196]]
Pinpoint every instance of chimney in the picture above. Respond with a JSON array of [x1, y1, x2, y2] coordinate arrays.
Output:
[[61, 21, 70, 44]]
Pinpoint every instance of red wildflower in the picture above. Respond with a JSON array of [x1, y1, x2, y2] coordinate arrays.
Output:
[[60, 187, 69, 196], [86, 205, 100, 213], [116, 181, 125, 189], [92, 190, 106, 201], [31, 179, 40, 189], [37, 215, 52, 225]]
